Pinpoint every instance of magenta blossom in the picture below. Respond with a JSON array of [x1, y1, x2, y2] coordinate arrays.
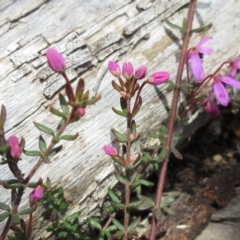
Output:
[[46, 48, 65, 73], [147, 71, 170, 85], [108, 61, 121, 77], [122, 62, 134, 80], [204, 101, 220, 116], [189, 37, 213, 81], [7, 135, 22, 160], [229, 57, 240, 77], [29, 186, 43, 206], [74, 108, 86, 118], [103, 145, 118, 157], [213, 75, 240, 106], [135, 65, 147, 79]]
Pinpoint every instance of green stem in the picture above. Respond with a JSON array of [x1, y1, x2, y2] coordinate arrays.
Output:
[[149, 1, 197, 239]]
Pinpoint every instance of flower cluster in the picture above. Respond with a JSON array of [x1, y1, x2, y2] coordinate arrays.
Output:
[[188, 37, 240, 115]]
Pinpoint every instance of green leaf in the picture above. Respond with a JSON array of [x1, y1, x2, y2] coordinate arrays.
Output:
[[75, 78, 85, 102], [49, 106, 67, 118], [59, 202, 69, 210], [112, 107, 126, 117], [167, 80, 176, 92], [0, 105, 6, 129], [0, 212, 10, 222], [65, 211, 81, 221], [59, 93, 69, 115], [87, 217, 102, 230], [130, 171, 137, 183], [11, 214, 20, 224], [112, 218, 124, 231], [130, 120, 137, 135], [0, 202, 11, 211], [60, 133, 79, 141], [18, 206, 36, 215], [34, 122, 55, 136], [110, 202, 125, 209], [63, 220, 72, 230], [108, 189, 120, 203], [120, 97, 127, 114], [114, 171, 126, 185], [52, 136, 60, 143], [130, 179, 154, 188], [165, 19, 182, 30], [106, 224, 118, 232], [39, 135, 47, 152], [42, 155, 51, 163], [182, 17, 187, 33], [132, 96, 142, 117], [0, 145, 8, 153], [156, 207, 162, 221], [158, 148, 168, 161], [128, 200, 143, 208], [112, 80, 124, 92], [111, 129, 127, 143], [191, 23, 212, 33], [24, 150, 41, 156], [180, 82, 193, 95], [59, 231, 67, 238], [128, 217, 140, 232], [171, 147, 183, 160]]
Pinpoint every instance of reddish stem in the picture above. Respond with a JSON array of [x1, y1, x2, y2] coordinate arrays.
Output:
[[149, 1, 197, 239]]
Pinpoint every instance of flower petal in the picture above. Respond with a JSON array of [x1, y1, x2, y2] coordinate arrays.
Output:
[[189, 53, 205, 81], [213, 82, 229, 106], [198, 46, 213, 55], [197, 37, 212, 47], [221, 76, 240, 89]]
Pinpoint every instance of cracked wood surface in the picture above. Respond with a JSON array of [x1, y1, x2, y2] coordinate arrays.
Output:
[[0, 0, 240, 236]]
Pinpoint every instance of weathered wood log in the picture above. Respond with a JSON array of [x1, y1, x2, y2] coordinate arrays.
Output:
[[0, 0, 240, 237]]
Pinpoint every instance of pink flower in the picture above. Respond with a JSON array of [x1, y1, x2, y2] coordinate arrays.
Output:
[[103, 145, 118, 157], [135, 65, 147, 79], [189, 37, 213, 81], [108, 61, 121, 77], [46, 48, 65, 73], [7, 135, 22, 160], [204, 101, 220, 116], [122, 62, 134, 80], [229, 57, 240, 77], [74, 108, 86, 117], [147, 71, 170, 85], [29, 186, 43, 206], [213, 76, 240, 106]]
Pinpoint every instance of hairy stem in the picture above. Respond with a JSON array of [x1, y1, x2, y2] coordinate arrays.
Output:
[[149, 1, 197, 239]]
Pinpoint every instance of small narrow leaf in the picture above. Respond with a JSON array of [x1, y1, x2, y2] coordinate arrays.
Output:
[[171, 147, 183, 160], [24, 150, 41, 156], [59, 93, 69, 115], [120, 97, 127, 114], [112, 107, 126, 117], [132, 96, 142, 117], [49, 145, 62, 156], [60, 133, 79, 141], [49, 106, 66, 118], [42, 155, 51, 163], [128, 218, 140, 232], [130, 179, 154, 188], [165, 19, 182, 30], [0, 202, 11, 211], [110, 202, 125, 209], [0, 145, 8, 153], [114, 171, 126, 185], [112, 80, 124, 92], [112, 218, 124, 231], [108, 189, 120, 203], [106, 225, 118, 232], [158, 148, 168, 161], [18, 206, 36, 215], [130, 120, 137, 135], [87, 217, 102, 230], [0, 105, 6, 129], [0, 212, 10, 222], [156, 208, 162, 221], [11, 214, 20, 224], [191, 23, 212, 33], [130, 171, 137, 183], [167, 80, 176, 92], [111, 129, 127, 143], [39, 135, 47, 152], [75, 78, 85, 102], [65, 211, 81, 221], [34, 122, 55, 136]]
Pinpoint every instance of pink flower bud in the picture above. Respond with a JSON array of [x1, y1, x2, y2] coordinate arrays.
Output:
[[122, 62, 134, 80], [135, 65, 147, 79], [7, 135, 22, 160], [29, 186, 43, 206], [74, 108, 86, 118], [103, 145, 118, 157], [148, 71, 170, 85], [46, 48, 65, 73], [108, 61, 121, 77], [204, 102, 220, 116]]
